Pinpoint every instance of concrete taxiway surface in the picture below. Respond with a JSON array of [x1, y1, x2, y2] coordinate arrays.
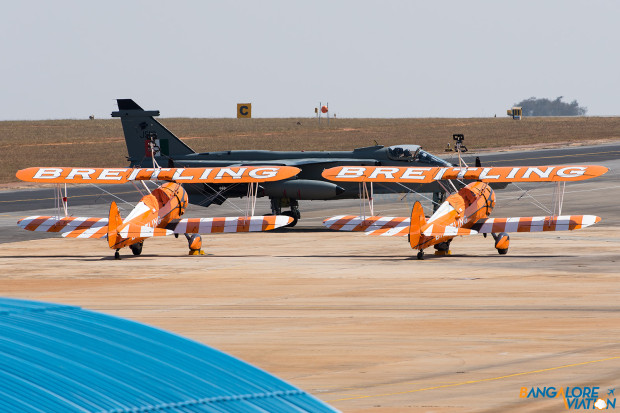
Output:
[[1, 144, 618, 412]]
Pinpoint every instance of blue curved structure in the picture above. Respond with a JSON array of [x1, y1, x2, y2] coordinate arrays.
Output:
[[0, 297, 338, 412]]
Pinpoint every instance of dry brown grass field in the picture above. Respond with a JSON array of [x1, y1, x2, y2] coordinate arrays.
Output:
[[1, 116, 619, 183]]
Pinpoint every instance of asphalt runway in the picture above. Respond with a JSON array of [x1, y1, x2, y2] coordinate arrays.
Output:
[[1, 142, 619, 412]]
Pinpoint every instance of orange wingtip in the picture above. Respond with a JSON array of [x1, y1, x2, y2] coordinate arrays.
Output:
[[322, 165, 608, 183], [16, 166, 301, 184]]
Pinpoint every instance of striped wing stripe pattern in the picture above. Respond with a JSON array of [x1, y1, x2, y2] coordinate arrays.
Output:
[[170, 215, 292, 234], [470, 215, 600, 233], [323, 215, 410, 236], [18, 216, 108, 238]]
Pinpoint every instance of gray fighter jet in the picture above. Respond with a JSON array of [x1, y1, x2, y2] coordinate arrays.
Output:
[[113, 99, 455, 226]]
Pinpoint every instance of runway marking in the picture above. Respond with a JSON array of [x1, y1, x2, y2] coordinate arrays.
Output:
[[326, 355, 620, 402], [483, 150, 620, 164], [0, 191, 137, 203]]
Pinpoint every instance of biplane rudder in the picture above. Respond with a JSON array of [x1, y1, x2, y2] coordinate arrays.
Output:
[[408, 201, 426, 249], [107, 201, 123, 249], [111, 99, 195, 167]]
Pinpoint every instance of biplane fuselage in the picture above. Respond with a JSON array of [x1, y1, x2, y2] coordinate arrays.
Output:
[[109, 182, 187, 249], [414, 182, 495, 250]]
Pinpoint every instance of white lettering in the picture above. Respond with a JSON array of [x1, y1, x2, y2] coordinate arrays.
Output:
[[249, 167, 278, 179], [523, 167, 554, 179], [33, 168, 63, 179], [128, 169, 142, 181], [97, 169, 126, 181], [479, 167, 500, 180], [368, 167, 400, 180], [335, 167, 366, 179], [433, 167, 448, 180], [556, 166, 586, 178], [172, 168, 194, 181], [506, 167, 521, 179], [199, 168, 213, 180], [66, 168, 96, 180], [216, 167, 246, 180], [400, 167, 430, 180]]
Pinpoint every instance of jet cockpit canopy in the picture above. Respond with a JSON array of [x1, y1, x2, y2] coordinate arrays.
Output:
[[387, 145, 451, 166]]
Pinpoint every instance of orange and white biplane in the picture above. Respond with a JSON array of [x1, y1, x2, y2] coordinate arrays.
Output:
[[321, 165, 608, 259], [16, 166, 300, 259]]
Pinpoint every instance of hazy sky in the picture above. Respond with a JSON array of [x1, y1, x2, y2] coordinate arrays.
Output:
[[1, 1, 618, 120]]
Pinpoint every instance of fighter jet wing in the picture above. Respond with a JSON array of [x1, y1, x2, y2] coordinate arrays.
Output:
[[470, 215, 601, 233], [226, 158, 379, 167], [168, 215, 293, 233]]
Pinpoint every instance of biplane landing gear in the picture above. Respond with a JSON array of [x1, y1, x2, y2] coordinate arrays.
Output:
[[434, 240, 452, 256], [114, 249, 121, 260], [492, 232, 510, 255], [185, 233, 204, 256], [130, 242, 143, 256], [417, 250, 425, 260]]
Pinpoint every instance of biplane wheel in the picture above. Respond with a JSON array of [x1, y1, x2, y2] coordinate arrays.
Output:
[[114, 250, 120, 260], [417, 250, 425, 260], [130, 242, 143, 256], [497, 248, 508, 255]]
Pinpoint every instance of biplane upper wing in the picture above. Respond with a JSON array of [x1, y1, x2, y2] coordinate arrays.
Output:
[[322, 165, 608, 183], [168, 215, 294, 234], [18, 216, 109, 238], [16, 166, 301, 184], [469, 215, 601, 233]]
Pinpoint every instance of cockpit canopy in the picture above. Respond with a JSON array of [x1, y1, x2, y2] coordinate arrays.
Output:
[[387, 145, 451, 166]]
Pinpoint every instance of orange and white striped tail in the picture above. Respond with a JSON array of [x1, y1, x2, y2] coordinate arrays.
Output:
[[18, 216, 108, 238], [169, 215, 293, 234], [470, 215, 601, 233], [322, 215, 410, 236]]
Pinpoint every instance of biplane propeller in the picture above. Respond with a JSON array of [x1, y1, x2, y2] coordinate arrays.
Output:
[[16, 166, 300, 259], [321, 164, 608, 259]]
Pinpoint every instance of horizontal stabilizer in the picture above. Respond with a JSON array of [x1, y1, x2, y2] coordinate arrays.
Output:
[[169, 215, 293, 233], [16, 166, 301, 184], [115, 224, 174, 239], [322, 165, 608, 183], [470, 215, 601, 233], [322, 215, 410, 236], [18, 216, 108, 238], [422, 224, 477, 237]]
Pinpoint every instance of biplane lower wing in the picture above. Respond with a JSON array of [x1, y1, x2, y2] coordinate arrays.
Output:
[[470, 215, 600, 233], [322, 215, 411, 236], [18, 216, 109, 238], [168, 215, 294, 234]]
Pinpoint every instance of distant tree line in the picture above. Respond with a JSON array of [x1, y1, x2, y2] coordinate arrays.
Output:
[[514, 96, 587, 116]]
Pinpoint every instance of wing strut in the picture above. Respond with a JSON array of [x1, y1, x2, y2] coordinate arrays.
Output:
[[54, 183, 69, 218], [245, 182, 259, 216], [358, 181, 374, 218]]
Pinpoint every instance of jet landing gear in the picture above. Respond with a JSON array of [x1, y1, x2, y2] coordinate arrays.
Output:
[[185, 233, 204, 256], [270, 198, 300, 227]]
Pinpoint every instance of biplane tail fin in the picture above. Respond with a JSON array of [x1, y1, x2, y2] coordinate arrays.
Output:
[[107, 201, 123, 249], [408, 201, 426, 249], [111, 99, 195, 166]]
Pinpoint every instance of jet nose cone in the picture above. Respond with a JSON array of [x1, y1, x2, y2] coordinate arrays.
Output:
[[335, 185, 345, 196]]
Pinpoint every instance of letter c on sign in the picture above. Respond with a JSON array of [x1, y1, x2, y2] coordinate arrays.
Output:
[[237, 103, 252, 118]]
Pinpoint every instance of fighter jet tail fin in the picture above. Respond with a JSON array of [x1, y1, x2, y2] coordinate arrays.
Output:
[[112, 99, 195, 166]]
